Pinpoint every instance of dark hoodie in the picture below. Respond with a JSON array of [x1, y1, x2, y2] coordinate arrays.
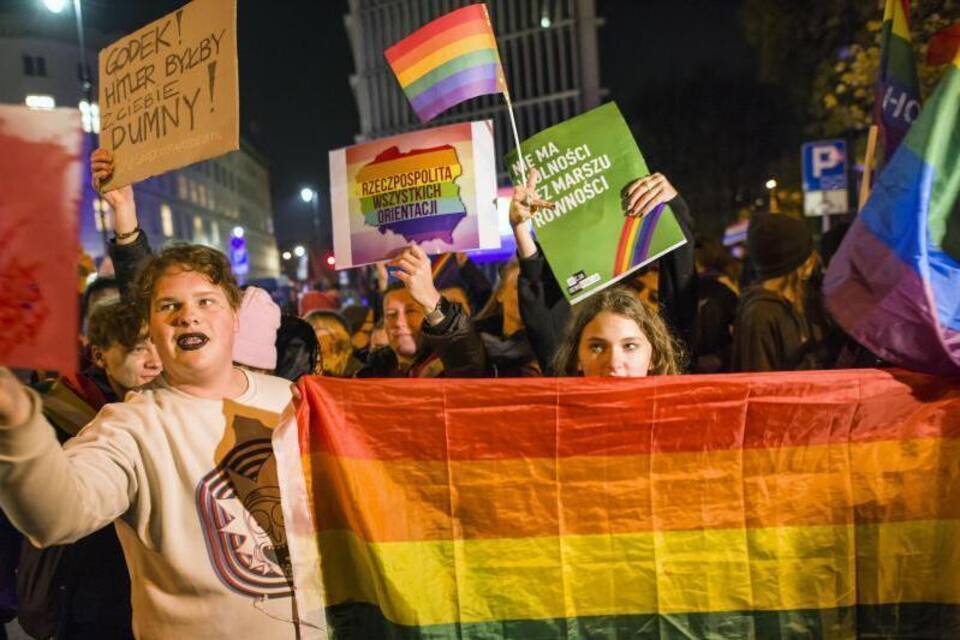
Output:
[[732, 286, 820, 372]]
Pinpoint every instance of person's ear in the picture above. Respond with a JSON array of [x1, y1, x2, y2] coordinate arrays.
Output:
[[91, 346, 105, 368]]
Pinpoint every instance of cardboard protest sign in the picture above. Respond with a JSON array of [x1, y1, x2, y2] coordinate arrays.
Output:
[[98, 0, 238, 189], [0, 106, 83, 373], [506, 103, 686, 304], [329, 121, 499, 269]]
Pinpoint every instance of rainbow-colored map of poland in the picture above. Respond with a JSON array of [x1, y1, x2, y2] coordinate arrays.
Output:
[[355, 145, 466, 244]]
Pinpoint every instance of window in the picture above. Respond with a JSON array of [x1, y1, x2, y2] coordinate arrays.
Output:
[[25, 95, 55, 110], [210, 220, 221, 247], [79, 101, 100, 134], [160, 204, 174, 237], [177, 176, 188, 200], [92, 199, 113, 232], [193, 215, 204, 243], [36, 57, 47, 77], [22, 55, 34, 76]]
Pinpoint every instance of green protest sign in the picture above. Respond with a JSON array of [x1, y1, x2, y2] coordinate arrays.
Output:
[[506, 102, 686, 304]]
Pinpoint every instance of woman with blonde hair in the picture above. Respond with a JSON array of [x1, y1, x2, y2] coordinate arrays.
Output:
[[304, 311, 359, 377]]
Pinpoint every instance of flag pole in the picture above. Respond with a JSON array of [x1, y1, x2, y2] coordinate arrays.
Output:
[[859, 124, 879, 212], [503, 89, 528, 178]]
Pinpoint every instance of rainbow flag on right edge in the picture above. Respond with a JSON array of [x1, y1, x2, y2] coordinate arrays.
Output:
[[824, 47, 960, 375]]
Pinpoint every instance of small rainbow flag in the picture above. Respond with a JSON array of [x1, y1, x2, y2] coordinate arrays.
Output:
[[285, 370, 960, 638], [612, 203, 667, 277], [873, 0, 921, 161], [385, 4, 507, 123]]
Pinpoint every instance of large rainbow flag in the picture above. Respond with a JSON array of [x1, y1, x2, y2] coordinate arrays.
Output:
[[825, 46, 960, 375], [385, 4, 507, 123], [873, 0, 921, 161], [281, 370, 960, 638]]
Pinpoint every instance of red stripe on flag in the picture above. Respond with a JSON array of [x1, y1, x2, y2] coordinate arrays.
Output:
[[386, 4, 491, 64], [298, 370, 960, 462]]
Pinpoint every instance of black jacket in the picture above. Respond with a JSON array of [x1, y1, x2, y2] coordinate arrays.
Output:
[[732, 286, 820, 372], [356, 297, 487, 377], [517, 195, 700, 375], [109, 231, 153, 301]]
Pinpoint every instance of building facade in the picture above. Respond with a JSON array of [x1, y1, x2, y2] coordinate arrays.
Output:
[[0, 12, 279, 279], [345, 0, 603, 178]]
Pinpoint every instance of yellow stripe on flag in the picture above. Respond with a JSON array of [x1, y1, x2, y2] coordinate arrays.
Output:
[[316, 520, 960, 627], [397, 33, 499, 88], [885, 0, 911, 41]]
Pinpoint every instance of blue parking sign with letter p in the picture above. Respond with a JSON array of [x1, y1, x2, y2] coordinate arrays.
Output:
[[802, 140, 847, 192]]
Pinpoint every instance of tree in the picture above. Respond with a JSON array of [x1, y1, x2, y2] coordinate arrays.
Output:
[[810, 1, 957, 139]]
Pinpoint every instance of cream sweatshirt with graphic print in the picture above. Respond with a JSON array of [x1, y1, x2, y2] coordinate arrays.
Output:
[[0, 370, 309, 639]]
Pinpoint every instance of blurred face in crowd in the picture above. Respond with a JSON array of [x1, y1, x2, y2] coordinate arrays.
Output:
[[577, 311, 652, 377], [149, 268, 239, 385], [383, 288, 422, 359], [441, 287, 471, 316], [308, 315, 353, 376], [92, 333, 162, 395], [351, 308, 374, 351], [630, 269, 659, 312]]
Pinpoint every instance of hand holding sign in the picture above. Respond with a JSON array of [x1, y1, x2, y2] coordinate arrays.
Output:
[[623, 173, 678, 218], [91, 148, 135, 218], [389, 246, 442, 313], [98, 0, 238, 189]]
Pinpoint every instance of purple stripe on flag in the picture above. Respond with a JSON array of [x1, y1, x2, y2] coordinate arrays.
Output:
[[824, 220, 960, 374], [410, 65, 500, 122]]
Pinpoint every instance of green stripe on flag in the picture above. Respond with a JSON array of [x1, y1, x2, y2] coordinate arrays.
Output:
[[881, 21, 921, 88], [902, 62, 960, 258], [404, 49, 500, 100], [326, 601, 960, 639]]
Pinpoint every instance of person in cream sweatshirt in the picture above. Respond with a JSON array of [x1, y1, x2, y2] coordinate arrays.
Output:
[[0, 244, 310, 639]]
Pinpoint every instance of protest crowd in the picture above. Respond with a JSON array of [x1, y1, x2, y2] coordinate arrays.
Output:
[[0, 146, 922, 638], [1, 0, 959, 639]]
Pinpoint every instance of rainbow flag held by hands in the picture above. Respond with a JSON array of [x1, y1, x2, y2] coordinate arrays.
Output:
[[874, 0, 922, 161], [281, 371, 960, 638], [825, 47, 960, 375], [385, 4, 507, 123]]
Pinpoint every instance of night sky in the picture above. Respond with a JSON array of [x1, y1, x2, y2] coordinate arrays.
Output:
[[19, 0, 757, 251]]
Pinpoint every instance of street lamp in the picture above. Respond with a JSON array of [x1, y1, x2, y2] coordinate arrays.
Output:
[[766, 178, 780, 213], [300, 187, 315, 203], [282, 251, 292, 261], [42, 0, 66, 13], [293, 245, 306, 258]]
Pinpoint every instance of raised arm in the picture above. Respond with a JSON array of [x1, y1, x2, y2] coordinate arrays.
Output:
[[510, 169, 569, 374], [393, 246, 488, 376], [92, 149, 153, 300], [0, 369, 136, 547], [624, 173, 700, 360]]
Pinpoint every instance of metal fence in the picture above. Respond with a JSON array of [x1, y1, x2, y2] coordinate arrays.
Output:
[[345, 0, 602, 178]]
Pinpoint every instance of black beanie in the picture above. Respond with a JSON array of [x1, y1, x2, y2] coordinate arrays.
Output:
[[747, 214, 813, 280]]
